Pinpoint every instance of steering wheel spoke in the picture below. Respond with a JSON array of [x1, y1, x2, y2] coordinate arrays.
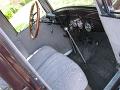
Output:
[[29, 1, 40, 39]]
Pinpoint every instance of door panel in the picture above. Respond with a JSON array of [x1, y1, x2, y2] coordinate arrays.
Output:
[[96, 0, 120, 64], [0, 10, 72, 58], [18, 23, 72, 57], [98, 17, 120, 64]]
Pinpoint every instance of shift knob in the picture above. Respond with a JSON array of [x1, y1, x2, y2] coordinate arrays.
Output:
[[64, 27, 68, 31]]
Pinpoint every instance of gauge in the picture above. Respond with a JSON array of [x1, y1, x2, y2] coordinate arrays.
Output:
[[70, 20, 77, 27], [77, 19, 83, 29], [85, 22, 92, 32], [69, 18, 83, 30]]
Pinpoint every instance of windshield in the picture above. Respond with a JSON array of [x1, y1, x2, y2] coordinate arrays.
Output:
[[47, 0, 95, 10]]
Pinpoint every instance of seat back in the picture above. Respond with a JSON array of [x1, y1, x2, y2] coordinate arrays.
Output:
[[0, 28, 51, 90]]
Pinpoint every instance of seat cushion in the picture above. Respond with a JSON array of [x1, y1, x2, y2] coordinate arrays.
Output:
[[29, 46, 88, 90]]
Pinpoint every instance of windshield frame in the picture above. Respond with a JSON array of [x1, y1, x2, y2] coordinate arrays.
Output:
[[46, 0, 95, 10]]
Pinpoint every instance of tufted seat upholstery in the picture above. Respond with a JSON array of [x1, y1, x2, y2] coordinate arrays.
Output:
[[29, 46, 88, 90], [0, 28, 88, 90]]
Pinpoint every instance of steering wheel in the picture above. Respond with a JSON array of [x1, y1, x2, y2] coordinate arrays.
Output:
[[29, 1, 40, 39]]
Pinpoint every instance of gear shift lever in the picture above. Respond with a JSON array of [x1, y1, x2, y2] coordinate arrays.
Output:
[[64, 27, 86, 63]]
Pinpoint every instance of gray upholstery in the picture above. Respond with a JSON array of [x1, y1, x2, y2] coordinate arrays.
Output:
[[0, 77, 9, 90], [18, 23, 72, 58], [0, 28, 51, 89], [29, 46, 57, 70], [0, 11, 72, 58], [0, 28, 88, 90], [29, 46, 88, 90]]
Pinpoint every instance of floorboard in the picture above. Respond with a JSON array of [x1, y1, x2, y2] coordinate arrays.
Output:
[[69, 32, 117, 90]]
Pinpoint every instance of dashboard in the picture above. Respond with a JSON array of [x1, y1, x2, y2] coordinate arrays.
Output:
[[53, 6, 104, 33]]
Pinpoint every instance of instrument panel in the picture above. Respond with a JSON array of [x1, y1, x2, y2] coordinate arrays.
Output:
[[69, 17, 94, 32], [54, 6, 104, 32], [69, 18, 83, 30]]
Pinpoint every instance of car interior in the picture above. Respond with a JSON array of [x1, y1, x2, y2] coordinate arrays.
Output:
[[0, 0, 120, 90]]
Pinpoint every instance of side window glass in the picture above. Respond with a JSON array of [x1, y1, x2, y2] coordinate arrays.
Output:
[[0, 77, 13, 90], [106, 0, 120, 17], [96, 0, 108, 15], [96, 0, 120, 17], [112, 0, 120, 10], [0, 0, 46, 33]]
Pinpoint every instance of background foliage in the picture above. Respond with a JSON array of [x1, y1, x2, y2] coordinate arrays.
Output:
[[1, 0, 31, 20]]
